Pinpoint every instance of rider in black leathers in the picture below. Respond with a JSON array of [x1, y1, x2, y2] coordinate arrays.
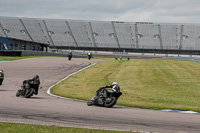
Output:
[[23, 75, 40, 95], [96, 82, 120, 99], [68, 52, 72, 60]]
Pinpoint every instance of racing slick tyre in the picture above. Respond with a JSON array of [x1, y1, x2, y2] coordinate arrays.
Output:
[[16, 91, 20, 97], [104, 97, 117, 108], [87, 97, 95, 106], [25, 88, 34, 98]]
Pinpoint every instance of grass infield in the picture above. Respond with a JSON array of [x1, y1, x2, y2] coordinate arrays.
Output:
[[52, 59, 200, 112], [0, 122, 134, 133]]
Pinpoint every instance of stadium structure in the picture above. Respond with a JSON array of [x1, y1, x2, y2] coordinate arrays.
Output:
[[1, 16, 200, 55]]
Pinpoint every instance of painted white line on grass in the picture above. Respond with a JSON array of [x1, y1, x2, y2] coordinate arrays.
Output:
[[47, 63, 97, 101], [162, 109, 200, 114]]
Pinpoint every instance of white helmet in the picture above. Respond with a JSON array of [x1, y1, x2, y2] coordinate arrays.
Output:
[[112, 82, 118, 86]]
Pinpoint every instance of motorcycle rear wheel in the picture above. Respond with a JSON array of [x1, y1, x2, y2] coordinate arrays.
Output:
[[104, 97, 117, 108], [25, 88, 34, 98]]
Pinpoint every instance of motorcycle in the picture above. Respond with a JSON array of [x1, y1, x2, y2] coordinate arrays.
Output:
[[87, 53, 92, 60], [68, 52, 72, 60], [0, 70, 4, 85], [68, 56, 72, 60], [87, 89, 122, 108], [16, 80, 41, 98], [88, 55, 91, 60]]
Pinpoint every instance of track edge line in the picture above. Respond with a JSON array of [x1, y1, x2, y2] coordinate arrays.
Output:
[[47, 63, 97, 101]]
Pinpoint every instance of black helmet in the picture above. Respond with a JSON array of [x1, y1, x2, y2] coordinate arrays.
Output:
[[34, 75, 39, 79]]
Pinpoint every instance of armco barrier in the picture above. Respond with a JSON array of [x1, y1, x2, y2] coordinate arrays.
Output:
[[0, 51, 22, 56]]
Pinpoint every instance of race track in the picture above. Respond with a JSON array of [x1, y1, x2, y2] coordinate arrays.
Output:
[[0, 57, 200, 133]]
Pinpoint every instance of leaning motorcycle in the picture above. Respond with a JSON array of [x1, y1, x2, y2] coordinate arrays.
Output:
[[87, 89, 122, 108], [0, 70, 4, 85], [16, 80, 40, 98]]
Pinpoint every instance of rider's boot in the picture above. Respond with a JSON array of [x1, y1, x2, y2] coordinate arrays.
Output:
[[35, 88, 38, 95]]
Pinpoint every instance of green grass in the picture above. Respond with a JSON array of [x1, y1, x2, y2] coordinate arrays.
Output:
[[52, 59, 200, 112], [0, 122, 135, 133]]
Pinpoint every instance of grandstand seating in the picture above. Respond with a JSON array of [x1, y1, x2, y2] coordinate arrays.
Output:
[[114, 23, 134, 49], [137, 24, 161, 49], [21, 19, 50, 44], [68, 21, 93, 47], [91, 22, 119, 48], [1, 16, 200, 51], [0, 17, 32, 41], [182, 25, 200, 50], [160, 24, 179, 50], [0, 22, 6, 37], [45, 20, 75, 47]]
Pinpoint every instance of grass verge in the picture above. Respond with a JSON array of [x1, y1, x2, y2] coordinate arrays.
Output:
[[0, 122, 135, 133], [52, 59, 200, 112]]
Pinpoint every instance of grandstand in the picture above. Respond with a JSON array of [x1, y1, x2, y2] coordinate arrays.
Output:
[[1, 16, 200, 54]]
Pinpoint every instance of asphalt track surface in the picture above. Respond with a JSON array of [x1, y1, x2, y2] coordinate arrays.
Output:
[[0, 57, 200, 133]]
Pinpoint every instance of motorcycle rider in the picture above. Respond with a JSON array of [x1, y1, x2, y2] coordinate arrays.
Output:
[[0, 70, 4, 85], [29, 75, 40, 95], [96, 82, 120, 99], [68, 52, 72, 60], [87, 52, 92, 60], [22, 75, 40, 95]]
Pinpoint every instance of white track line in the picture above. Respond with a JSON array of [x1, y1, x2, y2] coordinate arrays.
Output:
[[47, 63, 96, 101], [162, 109, 200, 114]]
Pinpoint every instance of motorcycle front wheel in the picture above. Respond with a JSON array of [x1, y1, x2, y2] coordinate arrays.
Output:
[[16, 91, 20, 97], [87, 97, 95, 106]]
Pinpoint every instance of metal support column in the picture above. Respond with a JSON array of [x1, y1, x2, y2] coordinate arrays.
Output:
[[88, 22, 97, 48], [0, 22, 7, 37], [111, 22, 120, 48], [179, 25, 184, 50], [135, 24, 139, 48], [158, 24, 163, 49], [19, 19, 34, 42], [43, 20, 55, 46], [66, 21, 78, 47]]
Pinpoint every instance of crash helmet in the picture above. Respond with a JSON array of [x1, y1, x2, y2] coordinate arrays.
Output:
[[34, 75, 39, 79], [33, 75, 40, 84], [112, 82, 118, 86]]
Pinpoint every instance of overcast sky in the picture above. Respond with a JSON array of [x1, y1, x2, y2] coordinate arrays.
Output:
[[1, 0, 200, 23]]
